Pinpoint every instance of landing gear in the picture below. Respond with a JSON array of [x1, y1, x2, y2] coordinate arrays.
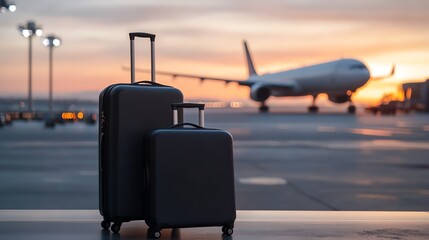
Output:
[[45, 119, 55, 128], [346, 91, 356, 114], [308, 94, 319, 113], [308, 105, 319, 113], [259, 102, 269, 113], [44, 115, 55, 128], [347, 105, 356, 114]]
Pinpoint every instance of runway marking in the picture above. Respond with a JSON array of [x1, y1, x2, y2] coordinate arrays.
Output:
[[287, 181, 339, 210], [238, 177, 287, 185], [4, 139, 428, 150], [234, 140, 429, 150], [43, 178, 66, 183], [356, 193, 397, 200], [350, 179, 374, 186], [1, 141, 97, 148], [78, 170, 97, 176], [317, 126, 337, 132], [417, 190, 429, 196], [348, 128, 393, 137], [318, 126, 412, 136], [226, 128, 251, 137], [396, 121, 412, 128]]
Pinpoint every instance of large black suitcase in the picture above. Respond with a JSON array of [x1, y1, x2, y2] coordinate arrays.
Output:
[[99, 32, 183, 233], [144, 103, 236, 239]]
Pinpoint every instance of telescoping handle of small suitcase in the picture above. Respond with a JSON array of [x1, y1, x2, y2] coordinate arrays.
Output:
[[129, 32, 156, 83], [172, 103, 205, 127]]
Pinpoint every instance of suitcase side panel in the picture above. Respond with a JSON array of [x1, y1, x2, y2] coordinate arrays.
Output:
[[100, 84, 183, 221], [99, 85, 117, 219], [146, 129, 236, 228]]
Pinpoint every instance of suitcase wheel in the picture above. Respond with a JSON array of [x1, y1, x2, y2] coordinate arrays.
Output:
[[222, 225, 234, 236], [111, 222, 122, 233], [148, 228, 161, 239], [100, 219, 111, 230]]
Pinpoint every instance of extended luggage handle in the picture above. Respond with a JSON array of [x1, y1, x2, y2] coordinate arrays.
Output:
[[172, 103, 205, 127], [129, 32, 156, 84]]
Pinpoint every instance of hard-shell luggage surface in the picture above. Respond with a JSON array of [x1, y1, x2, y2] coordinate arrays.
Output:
[[99, 32, 183, 232], [144, 103, 236, 238]]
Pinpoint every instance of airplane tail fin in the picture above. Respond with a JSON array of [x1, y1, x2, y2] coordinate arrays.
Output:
[[370, 64, 395, 81], [243, 41, 258, 77]]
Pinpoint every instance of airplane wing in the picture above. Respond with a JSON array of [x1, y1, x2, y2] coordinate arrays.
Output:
[[370, 64, 395, 81], [123, 66, 252, 86]]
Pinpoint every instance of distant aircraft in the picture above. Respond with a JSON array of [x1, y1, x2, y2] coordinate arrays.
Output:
[[131, 41, 395, 113]]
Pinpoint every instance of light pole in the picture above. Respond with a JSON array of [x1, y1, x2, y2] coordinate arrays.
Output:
[[0, 0, 16, 13], [42, 35, 61, 123], [18, 20, 43, 112]]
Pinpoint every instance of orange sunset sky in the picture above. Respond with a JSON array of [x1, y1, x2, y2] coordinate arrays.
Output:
[[1, 0, 429, 106]]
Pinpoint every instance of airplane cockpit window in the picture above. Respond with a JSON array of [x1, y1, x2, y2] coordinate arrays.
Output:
[[349, 64, 366, 70]]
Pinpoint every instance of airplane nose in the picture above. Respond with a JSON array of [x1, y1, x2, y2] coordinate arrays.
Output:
[[350, 66, 370, 87], [357, 67, 371, 86], [364, 67, 370, 80]]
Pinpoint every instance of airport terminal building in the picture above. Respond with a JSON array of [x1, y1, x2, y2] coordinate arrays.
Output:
[[402, 79, 429, 112]]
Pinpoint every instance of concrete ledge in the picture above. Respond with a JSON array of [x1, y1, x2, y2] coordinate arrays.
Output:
[[0, 210, 428, 239]]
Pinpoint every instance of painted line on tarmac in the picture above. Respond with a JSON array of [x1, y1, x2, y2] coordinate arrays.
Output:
[[234, 140, 429, 150], [0, 141, 97, 148], [238, 177, 287, 185], [3, 139, 429, 151]]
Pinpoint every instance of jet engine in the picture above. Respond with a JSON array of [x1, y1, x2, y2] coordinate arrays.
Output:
[[250, 84, 271, 102], [328, 93, 350, 103]]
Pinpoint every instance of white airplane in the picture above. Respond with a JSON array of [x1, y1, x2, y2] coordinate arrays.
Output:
[[132, 41, 395, 113]]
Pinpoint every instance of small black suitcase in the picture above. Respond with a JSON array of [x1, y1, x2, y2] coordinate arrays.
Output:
[[144, 103, 236, 239], [99, 32, 183, 233]]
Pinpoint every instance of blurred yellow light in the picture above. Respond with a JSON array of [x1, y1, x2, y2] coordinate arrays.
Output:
[[405, 88, 412, 99], [77, 112, 84, 119], [61, 112, 76, 120], [230, 101, 243, 108]]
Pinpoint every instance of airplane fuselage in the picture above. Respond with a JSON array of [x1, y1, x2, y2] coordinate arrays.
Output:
[[134, 40, 385, 113], [247, 59, 370, 97]]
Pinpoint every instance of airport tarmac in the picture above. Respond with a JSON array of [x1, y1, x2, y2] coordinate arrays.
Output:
[[0, 108, 428, 211]]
